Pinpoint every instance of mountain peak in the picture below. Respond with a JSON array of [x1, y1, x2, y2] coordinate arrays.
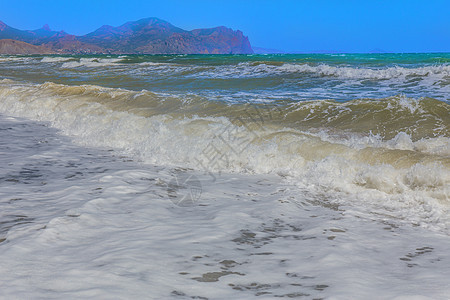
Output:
[[129, 17, 170, 26], [0, 21, 8, 31], [135, 17, 163, 24], [42, 24, 51, 31], [119, 17, 184, 32], [0, 17, 253, 54]]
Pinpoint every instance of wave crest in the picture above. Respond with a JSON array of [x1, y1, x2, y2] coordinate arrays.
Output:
[[0, 80, 449, 229]]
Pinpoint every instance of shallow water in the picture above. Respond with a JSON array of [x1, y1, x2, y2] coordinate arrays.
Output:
[[0, 54, 449, 298]]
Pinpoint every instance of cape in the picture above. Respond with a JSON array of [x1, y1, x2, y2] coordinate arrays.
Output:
[[0, 18, 253, 54]]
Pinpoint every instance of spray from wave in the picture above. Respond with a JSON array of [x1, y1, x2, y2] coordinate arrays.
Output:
[[0, 79, 448, 230]]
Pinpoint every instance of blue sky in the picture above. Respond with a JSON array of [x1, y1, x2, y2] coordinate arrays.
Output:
[[1, 0, 449, 53]]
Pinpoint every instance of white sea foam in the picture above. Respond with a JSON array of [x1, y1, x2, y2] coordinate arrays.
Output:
[[0, 81, 448, 232], [192, 62, 450, 81], [138, 61, 172, 66], [1, 53, 450, 298], [278, 63, 450, 79], [313, 129, 450, 156], [1, 114, 450, 299], [2, 55, 448, 102], [41, 56, 73, 63], [61, 58, 123, 68]]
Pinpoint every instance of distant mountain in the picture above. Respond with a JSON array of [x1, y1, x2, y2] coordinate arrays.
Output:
[[30, 24, 69, 42], [0, 39, 54, 54], [0, 18, 253, 54], [0, 21, 36, 43]]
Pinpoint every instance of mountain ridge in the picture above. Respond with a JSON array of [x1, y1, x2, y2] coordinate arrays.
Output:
[[0, 18, 253, 54]]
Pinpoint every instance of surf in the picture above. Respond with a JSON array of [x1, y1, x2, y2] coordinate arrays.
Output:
[[0, 79, 448, 230]]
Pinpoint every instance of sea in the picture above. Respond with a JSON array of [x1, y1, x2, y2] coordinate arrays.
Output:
[[0, 53, 449, 299]]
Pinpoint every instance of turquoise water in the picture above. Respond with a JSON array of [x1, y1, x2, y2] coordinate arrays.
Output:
[[0, 53, 449, 298], [1, 53, 449, 102]]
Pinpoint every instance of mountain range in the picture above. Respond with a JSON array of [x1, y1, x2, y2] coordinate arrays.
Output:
[[0, 18, 253, 54]]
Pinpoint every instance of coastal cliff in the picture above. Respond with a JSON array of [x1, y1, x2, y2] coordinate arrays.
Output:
[[0, 18, 253, 54]]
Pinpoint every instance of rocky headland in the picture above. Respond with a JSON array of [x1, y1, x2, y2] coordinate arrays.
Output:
[[0, 18, 253, 54]]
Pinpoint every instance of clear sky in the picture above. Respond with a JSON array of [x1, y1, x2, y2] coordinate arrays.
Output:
[[1, 0, 449, 53]]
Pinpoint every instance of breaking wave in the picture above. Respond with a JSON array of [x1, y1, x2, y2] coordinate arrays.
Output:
[[2, 55, 446, 102], [278, 63, 450, 79], [195, 62, 450, 82], [0, 80, 448, 230], [24, 55, 450, 82], [41, 56, 73, 63], [61, 57, 124, 68]]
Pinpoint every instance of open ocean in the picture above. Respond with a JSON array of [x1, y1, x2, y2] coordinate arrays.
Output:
[[0, 53, 449, 299]]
